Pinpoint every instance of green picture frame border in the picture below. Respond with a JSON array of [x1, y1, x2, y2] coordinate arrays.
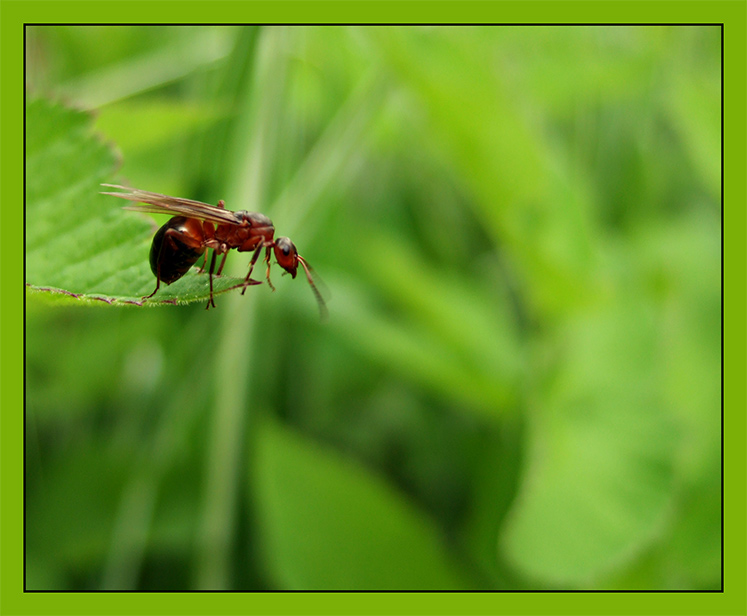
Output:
[[4, 2, 744, 614]]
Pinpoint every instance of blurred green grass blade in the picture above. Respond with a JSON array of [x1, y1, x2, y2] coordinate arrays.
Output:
[[59, 28, 233, 108], [370, 28, 600, 317], [350, 230, 524, 408], [182, 26, 261, 198], [666, 70, 721, 202], [94, 100, 227, 155], [507, 26, 661, 114], [329, 276, 512, 418], [269, 69, 389, 244], [370, 28, 546, 205], [192, 26, 266, 592], [252, 417, 471, 590], [26, 440, 130, 588], [500, 296, 677, 586], [25, 98, 249, 306]]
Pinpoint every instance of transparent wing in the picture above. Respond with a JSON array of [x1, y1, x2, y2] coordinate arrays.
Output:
[[102, 184, 243, 225]]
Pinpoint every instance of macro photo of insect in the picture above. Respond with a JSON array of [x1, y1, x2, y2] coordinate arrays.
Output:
[[23, 23, 723, 604], [102, 185, 327, 316]]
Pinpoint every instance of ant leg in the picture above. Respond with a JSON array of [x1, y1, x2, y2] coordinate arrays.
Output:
[[196, 249, 210, 274], [198, 222, 215, 273], [143, 278, 160, 300], [205, 251, 218, 310], [216, 251, 229, 276], [264, 246, 276, 291], [241, 244, 264, 295]]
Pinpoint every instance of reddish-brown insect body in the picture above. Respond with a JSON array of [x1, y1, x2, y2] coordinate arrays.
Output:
[[102, 185, 326, 317]]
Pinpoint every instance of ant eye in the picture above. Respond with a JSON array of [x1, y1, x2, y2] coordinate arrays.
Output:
[[276, 237, 295, 258]]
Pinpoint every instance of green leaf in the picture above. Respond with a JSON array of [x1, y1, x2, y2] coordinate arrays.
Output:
[[252, 417, 471, 590], [25, 97, 250, 306], [500, 295, 677, 586]]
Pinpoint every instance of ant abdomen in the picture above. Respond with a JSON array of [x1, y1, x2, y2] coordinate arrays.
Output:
[[150, 216, 206, 284]]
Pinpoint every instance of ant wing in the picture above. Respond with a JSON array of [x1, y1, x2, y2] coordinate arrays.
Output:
[[102, 184, 243, 225]]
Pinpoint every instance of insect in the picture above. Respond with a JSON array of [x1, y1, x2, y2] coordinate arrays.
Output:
[[102, 185, 326, 317]]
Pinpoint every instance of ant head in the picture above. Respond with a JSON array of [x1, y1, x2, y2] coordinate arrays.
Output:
[[274, 237, 328, 320], [273, 237, 298, 278]]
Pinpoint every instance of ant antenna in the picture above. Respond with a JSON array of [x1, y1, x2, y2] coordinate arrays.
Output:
[[298, 256, 328, 321]]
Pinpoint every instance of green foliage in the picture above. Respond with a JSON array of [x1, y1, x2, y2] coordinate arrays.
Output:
[[25, 25, 721, 591], [502, 296, 677, 584], [253, 417, 469, 589]]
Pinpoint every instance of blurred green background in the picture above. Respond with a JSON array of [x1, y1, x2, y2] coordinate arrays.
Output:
[[24, 25, 721, 590]]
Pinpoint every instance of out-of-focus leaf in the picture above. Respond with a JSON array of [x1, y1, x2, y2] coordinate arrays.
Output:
[[25, 98, 250, 306], [252, 417, 471, 590], [642, 213, 721, 482], [663, 456, 721, 589], [500, 294, 677, 586]]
